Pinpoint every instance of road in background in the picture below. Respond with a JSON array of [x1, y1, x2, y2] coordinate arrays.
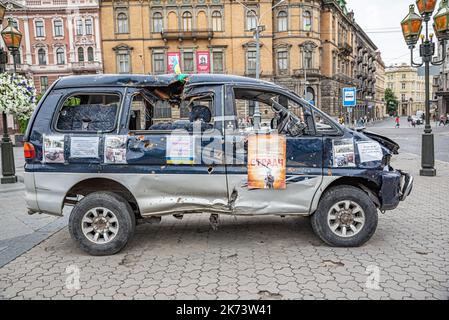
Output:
[[367, 116, 449, 163]]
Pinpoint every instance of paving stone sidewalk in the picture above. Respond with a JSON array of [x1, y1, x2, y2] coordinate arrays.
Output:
[[0, 152, 448, 300]]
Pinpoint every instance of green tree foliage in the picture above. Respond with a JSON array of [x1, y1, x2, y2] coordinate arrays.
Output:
[[385, 88, 398, 115]]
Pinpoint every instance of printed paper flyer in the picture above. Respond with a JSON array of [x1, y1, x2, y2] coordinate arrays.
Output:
[[104, 135, 127, 164], [357, 141, 383, 163], [166, 135, 195, 165], [70, 136, 99, 158], [333, 138, 356, 167], [43, 135, 65, 163], [247, 134, 286, 190]]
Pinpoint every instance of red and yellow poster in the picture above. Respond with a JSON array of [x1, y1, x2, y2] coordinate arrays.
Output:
[[247, 134, 287, 190]]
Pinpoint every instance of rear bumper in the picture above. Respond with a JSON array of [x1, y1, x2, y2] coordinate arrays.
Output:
[[379, 170, 413, 211]]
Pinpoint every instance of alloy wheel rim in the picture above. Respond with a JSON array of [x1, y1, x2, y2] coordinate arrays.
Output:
[[81, 207, 119, 244], [327, 200, 365, 238]]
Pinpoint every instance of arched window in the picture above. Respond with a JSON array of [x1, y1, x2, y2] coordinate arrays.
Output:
[[182, 11, 192, 31], [78, 47, 84, 62], [38, 48, 46, 65], [56, 48, 65, 65], [303, 10, 312, 31], [246, 9, 257, 31], [304, 49, 313, 69], [212, 11, 222, 32], [117, 12, 128, 33], [152, 12, 163, 32], [277, 11, 287, 32], [87, 47, 94, 62]]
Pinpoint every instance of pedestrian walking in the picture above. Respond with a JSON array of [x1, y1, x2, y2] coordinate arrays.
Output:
[[439, 114, 446, 126], [395, 116, 400, 128]]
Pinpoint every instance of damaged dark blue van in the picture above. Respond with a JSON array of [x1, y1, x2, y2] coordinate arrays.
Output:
[[23, 74, 413, 255]]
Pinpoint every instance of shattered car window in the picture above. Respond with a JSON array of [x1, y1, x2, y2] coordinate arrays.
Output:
[[233, 88, 311, 137], [129, 90, 215, 132], [56, 93, 120, 132]]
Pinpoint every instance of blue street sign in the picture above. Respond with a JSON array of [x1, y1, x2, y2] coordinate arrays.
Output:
[[343, 87, 357, 107]]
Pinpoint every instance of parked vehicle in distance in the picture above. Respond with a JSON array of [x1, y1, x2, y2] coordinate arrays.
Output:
[[23, 74, 413, 255], [411, 115, 423, 125]]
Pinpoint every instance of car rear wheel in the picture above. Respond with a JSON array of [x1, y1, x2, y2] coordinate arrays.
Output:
[[311, 186, 378, 247], [69, 192, 136, 256]]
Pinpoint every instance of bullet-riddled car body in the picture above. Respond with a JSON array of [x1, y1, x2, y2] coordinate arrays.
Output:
[[23, 74, 413, 255]]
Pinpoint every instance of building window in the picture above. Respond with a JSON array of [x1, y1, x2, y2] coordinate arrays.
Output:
[[246, 50, 256, 74], [78, 47, 84, 62], [117, 53, 130, 73], [402, 73, 406, 79], [212, 11, 222, 32], [76, 19, 83, 35], [54, 20, 63, 37], [182, 11, 192, 31], [402, 82, 406, 90], [38, 48, 47, 65], [246, 9, 257, 31], [40, 76, 49, 93], [212, 51, 224, 73], [304, 50, 313, 69], [35, 20, 45, 37], [152, 12, 163, 33], [303, 10, 312, 31], [153, 52, 165, 74], [183, 51, 195, 73], [56, 48, 65, 65], [87, 47, 94, 62], [277, 11, 287, 32], [277, 50, 288, 73], [154, 101, 171, 119], [85, 19, 93, 35], [117, 12, 128, 34]]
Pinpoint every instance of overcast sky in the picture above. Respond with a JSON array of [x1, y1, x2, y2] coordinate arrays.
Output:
[[346, 0, 430, 67]]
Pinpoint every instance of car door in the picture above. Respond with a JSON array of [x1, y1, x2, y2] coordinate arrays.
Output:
[[117, 85, 230, 216], [224, 86, 324, 215]]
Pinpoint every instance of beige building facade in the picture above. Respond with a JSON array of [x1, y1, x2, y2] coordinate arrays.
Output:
[[100, 0, 382, 117], [386, 64, 425, 116]]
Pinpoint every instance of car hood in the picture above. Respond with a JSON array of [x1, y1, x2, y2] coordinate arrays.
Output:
[[361, 130, 400, 155]]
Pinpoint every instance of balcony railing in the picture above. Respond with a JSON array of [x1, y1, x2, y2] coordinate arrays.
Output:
[[71, 61, 102, 72], [161, 29, 214, 41], [293, 68, 321, 77], [338, 42, 353, 56]]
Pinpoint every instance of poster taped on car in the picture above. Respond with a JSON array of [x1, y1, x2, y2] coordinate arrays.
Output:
[[104, 135, 127, 164], [333, 138, 356, 167], [247, 134, 286, 190], [357, 141, 383, 163], [70, 136, 99, 158], [166, 135, 195, 165], [43, 135, 65, 163]]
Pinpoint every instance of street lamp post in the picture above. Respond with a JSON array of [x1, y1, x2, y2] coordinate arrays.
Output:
[[1, 17, 23, 184], [401, 0, 449, 177], [234, 0, 285, 129]]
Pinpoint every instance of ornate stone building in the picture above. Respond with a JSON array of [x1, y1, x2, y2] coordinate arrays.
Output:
[[1, 0, 103, 93], [386, 64, 425, 116], [100, 0, 383, 117]]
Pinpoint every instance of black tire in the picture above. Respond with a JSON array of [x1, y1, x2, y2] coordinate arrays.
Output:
[[311, 185, 378, 247], [69, 192, 136, 256]]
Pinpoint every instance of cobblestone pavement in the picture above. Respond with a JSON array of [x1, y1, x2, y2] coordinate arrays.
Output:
[[0, 153, 448, 300]]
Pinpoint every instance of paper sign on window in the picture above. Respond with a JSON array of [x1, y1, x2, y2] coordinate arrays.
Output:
[[247, 134, 286, 190]]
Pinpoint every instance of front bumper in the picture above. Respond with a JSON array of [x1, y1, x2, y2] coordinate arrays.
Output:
[[379, 170, 413, 211]]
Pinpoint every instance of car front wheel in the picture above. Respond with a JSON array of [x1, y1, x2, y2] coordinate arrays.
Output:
[[69, 192, 136, 256], [311, 185, 378, 247]]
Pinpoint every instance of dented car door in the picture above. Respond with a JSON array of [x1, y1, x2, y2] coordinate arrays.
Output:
[[224, 86, 324, 215], [122, 85, 230, 216]]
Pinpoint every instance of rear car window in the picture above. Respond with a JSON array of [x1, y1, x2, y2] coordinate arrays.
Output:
[[56, 93, 120, 132]]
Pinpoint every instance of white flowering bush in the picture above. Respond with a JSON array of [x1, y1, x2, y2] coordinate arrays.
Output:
[[0, 73, 37, 121]]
